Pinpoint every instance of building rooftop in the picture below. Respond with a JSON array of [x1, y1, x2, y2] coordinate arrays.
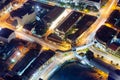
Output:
[[106, 10, 120, 29], [12, 49, 40, 75], [23, 21, 36, 31], [10, 1, 34, 18], [95, 25, 117, 44], [108, 42, 119, 51], [0, 39, 27, 60], [22, 50, 55, 78], [67, 15, 97, 41], [48, 33, 63, 43], [95, 24, 120, 51], [0, 28, 14, 38], [43, 6, 65, 23], [57, 11, 82, 33], [0, 42, 12, 60], [107, 33, 120, 51]]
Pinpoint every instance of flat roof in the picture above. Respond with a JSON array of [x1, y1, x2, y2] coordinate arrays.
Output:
[[22, 50, 55, 78], [67, 15, 97, 41], [0, 41, 15, 60], [57, 11, 82, 33], [48, 33, 62, 43], [10, 1, 34, 18], [23, 21, 36, 31], [12, 49, 39, 73], [0, 28, 14, 38], [108, 42, 119, 51], [95, 25, 117, 44], [106, 10, 120, 29], [43, 6, 65, 22]]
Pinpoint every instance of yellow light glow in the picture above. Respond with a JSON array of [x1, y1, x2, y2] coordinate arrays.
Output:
[[42, 46, 50, 50]]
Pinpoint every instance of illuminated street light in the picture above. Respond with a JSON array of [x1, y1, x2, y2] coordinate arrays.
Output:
[[16, 51, 21, 56], [0, 27, 2, 31], [11, 58, 16, 63]]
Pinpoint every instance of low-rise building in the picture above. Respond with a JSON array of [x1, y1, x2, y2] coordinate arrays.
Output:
[[95, 25, 117, 45], [0, 28, 15, 43], [67, 14, 97, 42], [95, 25, 120, 53], [10, 1, 36, 27], [106, 10, 120, 30], [12, 49, 40, 76], [22, 50, 55, 79], [0, 39, 27, 61], [56, 11, 82, 36], [47, 33, 63, 44], [43, 6, 65, 24], [107, 33, 120, 53]]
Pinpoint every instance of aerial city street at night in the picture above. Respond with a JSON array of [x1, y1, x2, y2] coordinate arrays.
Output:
[[0, 0, 120, 80]]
